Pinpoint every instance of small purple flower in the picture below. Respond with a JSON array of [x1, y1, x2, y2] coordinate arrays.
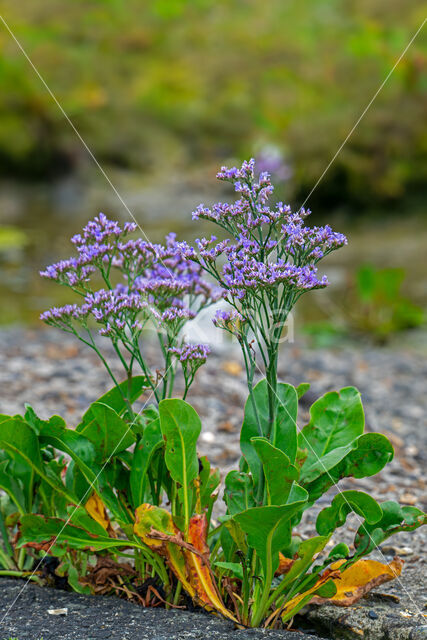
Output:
[[169, 343, 211, 363]]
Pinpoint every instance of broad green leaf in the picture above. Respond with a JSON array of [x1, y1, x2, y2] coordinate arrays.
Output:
[[39, 423, 131, 523], [67, 505, 111, 537], [0, 459, 25, 514], [233, 484, 308, 576], [159, 399, 201, 530], [303, 433, 394, 502], [296, 383, 310, 399], [224, 471, 255, 515], [130, 415, 163, 509], [354, 500, 427, 556], [38, 423, 97, 482], [198, 456, 220, 512], [63, 562, 90, 595], [23, 405, 65, 436], [76, 402, 135, 459], [0, 415, 75, 504], [299, 387, 364, 475], [327, 542, 350, 561], [224, 516, 248, 555], [18, 514, 139, 553], [240, 380, 298, 487], [316, 491, 382, 536], [251, 437, 299, 505], [213, 561, 244, 581], [77, 376, 149, 425], [131, 404, 160, 437]]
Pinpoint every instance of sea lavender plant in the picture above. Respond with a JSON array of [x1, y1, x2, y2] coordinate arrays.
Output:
[[40, 215, 219, 411], [189, 159, 347, 466], [2, 163, 425, 628]]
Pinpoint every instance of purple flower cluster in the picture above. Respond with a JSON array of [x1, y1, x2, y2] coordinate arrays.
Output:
[[40, 259, 96, 288], [282, 220, 347, 262], [71, 213, 137, 248], [40, 304, 87, 327], [192, 160, 347, 306], [169, 343, 211, 385], [223, 258, 328, 299], [169, 343, 210, 364], [189, 159, 349, 354], [40, 214, 137, 289], [213, 309, 246, 335], [40, 215, 220, 344]]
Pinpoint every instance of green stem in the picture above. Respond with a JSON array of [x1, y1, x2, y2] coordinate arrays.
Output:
[[0, 510, 13, 558], [0, 546, 15, 571], [250, 551, 273, 627], [17, 547, 26, 571], [0, 570, 40, 582], [172, 580, 182, 607]]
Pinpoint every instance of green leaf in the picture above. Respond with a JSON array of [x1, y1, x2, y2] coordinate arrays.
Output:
[[159, 399, 201, 488], [38, 423, 98, 482], [240, 380, 298, 487], [130, 415, 163, 509], [67, 505, 111, 537], [282, 536, 330, 588], [303, 433, 394, 502], [213, 561, 244, 581], [23, 404, 66, 436], [198, 456, 220, 512], [299, 387, 364, 477], [296, 383, 310, 399], [224, 517, 248, 556], [315, 580, 337, 598], [159, 399, 200, 529], [65, 563, 91, 595], [327, 542, 350, 561], [131, 404, 160, 437], [77, 377, 149, 424], [0, 415, 76, 505], [316, 491, 382, 536], [76, 402, 135, 459], [18, 514, 139, 553], [39, 423, 131, 523], [251, 437, 299, 505], [224, 471, 255, 515], [233, 485, 308, 576], [354, 500, 427, 556], [0, 459, 25, 514]]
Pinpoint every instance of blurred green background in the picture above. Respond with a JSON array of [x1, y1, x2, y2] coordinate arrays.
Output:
[[0, 0, 425, 341]]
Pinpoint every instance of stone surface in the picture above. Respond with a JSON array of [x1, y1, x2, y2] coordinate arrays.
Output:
[[303, 592, 427, 639], [0, 578, 316, 640]]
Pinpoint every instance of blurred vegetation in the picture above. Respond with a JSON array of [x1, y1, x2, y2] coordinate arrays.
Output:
[[304, 265, 425, 345], [0, 0, 425, 209], [0, 226, 27, 251]]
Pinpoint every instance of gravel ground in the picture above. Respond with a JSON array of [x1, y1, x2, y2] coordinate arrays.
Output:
[[0, 327, 426, 639]]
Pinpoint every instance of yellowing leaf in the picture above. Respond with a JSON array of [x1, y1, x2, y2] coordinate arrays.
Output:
[[311, 557, 404, 606], [276, 552, 294, 576], [134, 504, 193, 596], [85, 493, 111, 531], [186, 514, 237, 622], [134, 506, 238, 623]]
